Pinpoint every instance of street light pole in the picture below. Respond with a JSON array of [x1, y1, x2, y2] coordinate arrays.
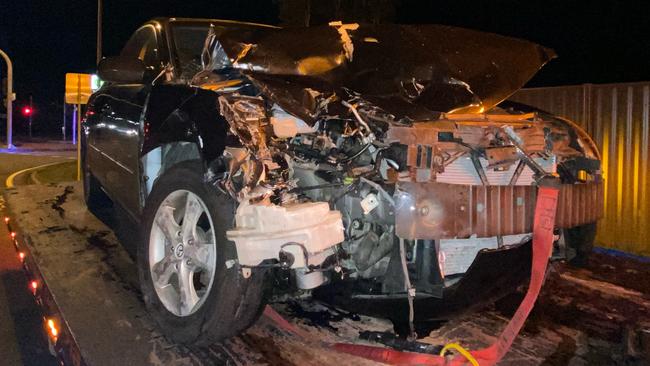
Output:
[[97, 0, 103, 65], [0, 48, 14, 149]]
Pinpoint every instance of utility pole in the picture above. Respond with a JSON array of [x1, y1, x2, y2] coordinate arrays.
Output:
[[97, 0, 103, 65], [72, 104, 77, 146], [0, 49, 14, 149]]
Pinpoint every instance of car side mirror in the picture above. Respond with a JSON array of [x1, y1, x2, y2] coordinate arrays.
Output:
[[97, 56, 147, 84]]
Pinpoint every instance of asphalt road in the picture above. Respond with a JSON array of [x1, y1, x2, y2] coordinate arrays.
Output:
[[0, 152, 70, 366]]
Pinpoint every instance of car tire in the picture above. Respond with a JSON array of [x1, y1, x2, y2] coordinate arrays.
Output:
[[563, 222, 597, 267], [138, 160, 266, 346]]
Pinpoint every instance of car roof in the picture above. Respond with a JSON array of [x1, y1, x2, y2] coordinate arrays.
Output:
[[151, 17, 279, 30]]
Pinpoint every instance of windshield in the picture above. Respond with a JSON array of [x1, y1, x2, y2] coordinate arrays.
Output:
[[171, 24, 212, 81], [170, 21, 277, 82]]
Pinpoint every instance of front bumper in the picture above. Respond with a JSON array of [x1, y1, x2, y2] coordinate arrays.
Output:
[[317, 240, 533, 320], [394, 181, 603, 239]]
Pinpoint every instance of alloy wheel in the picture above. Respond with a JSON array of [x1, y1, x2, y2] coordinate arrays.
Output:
[[149, 190, 217, 316]]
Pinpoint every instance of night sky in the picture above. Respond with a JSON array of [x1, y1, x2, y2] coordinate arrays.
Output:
[[1, 0, 649, 135]]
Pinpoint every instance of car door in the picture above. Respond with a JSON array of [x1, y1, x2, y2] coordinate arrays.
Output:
[[89, 24, 163, 217]]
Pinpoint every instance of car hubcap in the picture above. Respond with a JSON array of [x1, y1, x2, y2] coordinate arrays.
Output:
[[149, 190, 216, 316]]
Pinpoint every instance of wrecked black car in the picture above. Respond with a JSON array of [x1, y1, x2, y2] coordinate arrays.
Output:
[[82, 18, 603, 345]]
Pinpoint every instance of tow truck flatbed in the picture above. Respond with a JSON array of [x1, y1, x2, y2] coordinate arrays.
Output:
[[2, 182, 649, 365], [3, 182, 386, 365]]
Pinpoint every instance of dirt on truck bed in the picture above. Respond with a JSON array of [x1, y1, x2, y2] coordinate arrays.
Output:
[[2, 182, 649, 365]]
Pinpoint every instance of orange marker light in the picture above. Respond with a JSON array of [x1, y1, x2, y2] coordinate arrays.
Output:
[[47, 318, 58, 338], [3, 217, 9, 224], [18, 252, 25, 261], [30, 280, 38, 291], [10, 232, 16, 239]]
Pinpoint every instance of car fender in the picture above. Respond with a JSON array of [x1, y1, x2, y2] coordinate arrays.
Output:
[[140, 85, 240, 197]]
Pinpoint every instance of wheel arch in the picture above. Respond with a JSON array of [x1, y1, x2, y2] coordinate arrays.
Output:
[[140, 86, 240, 206], [141, 142, 203, 199]]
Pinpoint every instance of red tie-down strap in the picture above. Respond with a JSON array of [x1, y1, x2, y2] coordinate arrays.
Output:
[[265, 183, 560, 366], [333, 183, 560, 365]]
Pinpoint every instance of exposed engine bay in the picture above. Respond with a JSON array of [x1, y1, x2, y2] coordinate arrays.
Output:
[[193, 23, 603, 300]]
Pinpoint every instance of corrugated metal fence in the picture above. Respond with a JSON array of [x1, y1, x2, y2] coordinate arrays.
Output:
[[510, 82, 650, 256]]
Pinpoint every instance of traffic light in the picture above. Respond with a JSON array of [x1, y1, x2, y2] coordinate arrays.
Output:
[[22, 106, 32, 116]]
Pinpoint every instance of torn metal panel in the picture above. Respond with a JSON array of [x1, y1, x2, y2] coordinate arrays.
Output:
[[394, 181, 603, 240], [328, 21, 359, 61], [214, 23, 556, 123], [384, 116, 549, 155], [217, 94, 269, 156]]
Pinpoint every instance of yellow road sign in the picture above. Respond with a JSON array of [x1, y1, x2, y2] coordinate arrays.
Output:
[[65, 73, 93, 105]]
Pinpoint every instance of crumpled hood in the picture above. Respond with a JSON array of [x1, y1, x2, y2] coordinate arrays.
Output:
[[215, 23, 556, 124]]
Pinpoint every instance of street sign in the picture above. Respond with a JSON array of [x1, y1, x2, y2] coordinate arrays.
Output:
[[65, 73, 94, 105], [65, 72, 103, 180]]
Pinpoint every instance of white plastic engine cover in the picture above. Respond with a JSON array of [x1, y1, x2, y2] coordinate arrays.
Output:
[[226, 201, 344, 268]]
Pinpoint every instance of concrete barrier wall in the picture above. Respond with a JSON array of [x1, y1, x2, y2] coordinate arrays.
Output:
[[511, 82, 650, 256]]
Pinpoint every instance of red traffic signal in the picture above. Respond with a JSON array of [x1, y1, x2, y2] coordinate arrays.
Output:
[[22, 106, 32, 116]]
